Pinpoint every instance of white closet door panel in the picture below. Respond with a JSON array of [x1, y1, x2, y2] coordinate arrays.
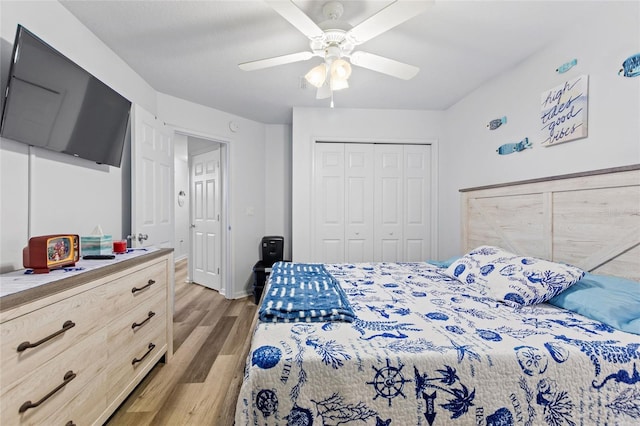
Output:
[[405, 239, 425, 262], [315, 144, 345, 262], [346, 240, 368, 263], [404, 145, 431, 261], [380, 177, 402, 223], [320, 239, 345, 263], [374, 145, 403, 262], [345, 144, 374, 262], [381, 239, 401, 262], [347, 177, 366, 223], [322, 176, 343, 224]]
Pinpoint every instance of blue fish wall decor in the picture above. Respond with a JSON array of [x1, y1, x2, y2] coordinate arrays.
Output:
[[497, 137, 532, 155], [487, 116, 507, 130], [556, 59, 577, 74], [619, 53, 640, 77]]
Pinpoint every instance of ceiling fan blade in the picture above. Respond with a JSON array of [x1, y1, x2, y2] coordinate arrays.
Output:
[[346, 0, 432, 45], [349, 51, 419, 80], [265, 0, 325, 40], [239, 51, 314, 71]]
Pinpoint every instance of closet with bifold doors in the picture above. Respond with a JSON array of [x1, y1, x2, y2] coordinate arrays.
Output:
[[313, 142, 433, 264]]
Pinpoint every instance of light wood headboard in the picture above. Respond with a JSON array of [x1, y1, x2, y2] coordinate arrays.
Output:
[[460, 165, 640, 281]]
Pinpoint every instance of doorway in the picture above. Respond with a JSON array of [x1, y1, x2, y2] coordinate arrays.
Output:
[[174, 131, 230, 297]]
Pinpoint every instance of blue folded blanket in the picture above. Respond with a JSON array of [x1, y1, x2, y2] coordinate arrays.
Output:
[[258, 262, 356, 323]]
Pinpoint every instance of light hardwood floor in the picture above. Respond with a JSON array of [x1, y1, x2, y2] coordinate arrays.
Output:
[[106, 259, 257, 425]]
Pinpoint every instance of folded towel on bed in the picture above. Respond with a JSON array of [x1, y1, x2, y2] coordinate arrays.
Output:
[[258, 262, 356, 323]]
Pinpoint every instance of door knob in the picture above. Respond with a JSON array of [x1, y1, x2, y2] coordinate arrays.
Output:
[[126, 234, 148, 243]]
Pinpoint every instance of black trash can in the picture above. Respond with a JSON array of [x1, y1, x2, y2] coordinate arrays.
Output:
[[252, 260, 271, 305], [253, 236, 285, 304], [261, 236, 284, 266]]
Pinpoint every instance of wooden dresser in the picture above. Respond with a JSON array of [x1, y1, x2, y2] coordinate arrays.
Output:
[[0, 249, 174, 425]]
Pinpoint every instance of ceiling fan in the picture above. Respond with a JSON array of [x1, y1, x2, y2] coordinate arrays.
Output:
[[239, 0, 432, 102]]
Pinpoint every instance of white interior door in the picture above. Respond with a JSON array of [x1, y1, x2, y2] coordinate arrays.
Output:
[[131, 104, 173, 248], [403, 145, 432, 261], [345, 144, 374, 262], [190, 147, 221, 290], [374, 145, 404, 262], [314, 143, 345, 263]]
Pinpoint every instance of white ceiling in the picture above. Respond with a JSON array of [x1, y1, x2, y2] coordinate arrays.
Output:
[[59, 0, 600, 125]]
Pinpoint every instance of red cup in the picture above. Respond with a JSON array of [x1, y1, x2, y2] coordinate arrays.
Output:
[[113, 240, 127, 254]]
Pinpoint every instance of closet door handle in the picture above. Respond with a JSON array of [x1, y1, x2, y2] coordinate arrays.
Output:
[[17, 320, 76, 352], [19, 370, 76, 413], [132, 311, 156, 329], [132, 279, 155, 294], [132, 343, 156, 365]]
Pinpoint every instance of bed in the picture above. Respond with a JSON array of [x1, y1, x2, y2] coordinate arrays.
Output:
[[235, 165, 640, 426]]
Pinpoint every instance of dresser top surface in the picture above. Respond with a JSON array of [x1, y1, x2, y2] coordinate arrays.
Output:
[[0, 248, 173, 313]]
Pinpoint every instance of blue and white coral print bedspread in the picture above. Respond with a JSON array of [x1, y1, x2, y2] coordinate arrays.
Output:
[[235, 262, 640, 425]]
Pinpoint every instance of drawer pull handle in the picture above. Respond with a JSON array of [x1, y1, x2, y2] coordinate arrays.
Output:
[[66, 422, 76, 426], [19, 370, 76, 413], [132, 343, 156, 365], [132, 279, 156, 294], [17, 320, 76, 353], [132, 311, 156, 329]]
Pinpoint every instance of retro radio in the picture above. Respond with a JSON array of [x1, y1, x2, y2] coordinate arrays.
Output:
[[23, 234, 80, 273]]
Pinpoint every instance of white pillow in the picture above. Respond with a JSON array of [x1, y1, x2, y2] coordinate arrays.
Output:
[[444, 246, 585, 307]]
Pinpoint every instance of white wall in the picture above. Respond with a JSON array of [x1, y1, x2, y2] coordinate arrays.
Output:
[[438, 0, 640, 259], [173, 134, 189, 261], [291, 107, 445, 261], [0, 1, 156, 272], [264, 124, 292, 261]]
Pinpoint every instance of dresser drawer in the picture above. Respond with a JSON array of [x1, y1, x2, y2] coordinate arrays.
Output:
[[104, 260, 167, 318], [0, 328, 107, 425], [41, 371, 108, 426], [0, 284, 109, 389], [106, 298, 167, 401], [107, 290, 166, 356]]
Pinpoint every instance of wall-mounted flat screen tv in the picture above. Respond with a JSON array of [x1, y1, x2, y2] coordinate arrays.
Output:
[[0, 25, 131, 167]]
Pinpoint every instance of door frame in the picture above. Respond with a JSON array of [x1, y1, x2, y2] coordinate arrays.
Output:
[[311, 138, 439, 262], [173, 127, 231, 298]]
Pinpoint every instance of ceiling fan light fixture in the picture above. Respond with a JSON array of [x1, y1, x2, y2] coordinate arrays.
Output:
[[330, 76, 349, 91], [305, 63, 328, 88], [316, 84, 332, 99], [330, 58, 351, 80]]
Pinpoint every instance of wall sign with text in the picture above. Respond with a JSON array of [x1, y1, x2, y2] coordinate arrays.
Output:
[[540, 74, 589, 147]]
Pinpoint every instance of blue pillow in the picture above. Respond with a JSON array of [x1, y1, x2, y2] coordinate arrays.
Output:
[[427, 256, 460, 268], [548, 272, 640, 335]]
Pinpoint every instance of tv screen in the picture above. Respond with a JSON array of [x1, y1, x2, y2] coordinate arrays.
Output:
[[0, 25, 131, 167]]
